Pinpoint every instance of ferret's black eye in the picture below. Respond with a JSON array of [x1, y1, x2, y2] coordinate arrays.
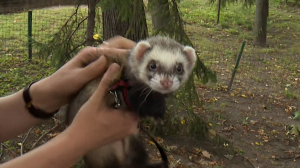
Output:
[[149, 62, 157, 71], [176, 64, 183, 74]]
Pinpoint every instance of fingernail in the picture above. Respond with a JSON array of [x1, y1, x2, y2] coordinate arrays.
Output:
[[98, 56, 107, 64], [109, 63, 120, 72], [98, 46, 107, 51]]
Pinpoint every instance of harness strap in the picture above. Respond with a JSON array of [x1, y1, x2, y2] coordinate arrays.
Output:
[[109, 80, 131, 107]]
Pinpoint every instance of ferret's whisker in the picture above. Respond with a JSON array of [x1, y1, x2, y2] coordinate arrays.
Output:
[[137, 89, 153, 116], [140, 87, 151, 97]]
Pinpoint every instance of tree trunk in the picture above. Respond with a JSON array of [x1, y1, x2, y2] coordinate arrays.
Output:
[[149, 0, 170, 30], [86, 0, 97, 46], [102, 0, 148, 42], [253, 0, 269, 47]]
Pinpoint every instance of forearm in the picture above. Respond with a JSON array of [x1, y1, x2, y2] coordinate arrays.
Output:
[[0, 130, 89, 168], [0, 78, 69, 143], [0, 90, 41, 142]]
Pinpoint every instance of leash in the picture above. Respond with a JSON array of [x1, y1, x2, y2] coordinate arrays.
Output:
[[139, 123, 169, 167]]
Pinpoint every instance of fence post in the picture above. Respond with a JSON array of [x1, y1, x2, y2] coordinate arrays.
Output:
[[28, 11, 32, 61], [227, 41, 246, 92], [217, 0, 221, 24]]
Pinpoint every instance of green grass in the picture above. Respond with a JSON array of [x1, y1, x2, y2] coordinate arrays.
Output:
[[285, 90, 300, 99], [0, 7, 89, 96], [0, 55, 55, 96], [178, 0, 300, 99]]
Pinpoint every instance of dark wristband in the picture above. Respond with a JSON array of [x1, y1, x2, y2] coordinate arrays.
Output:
[[23, 82, 58, 119]]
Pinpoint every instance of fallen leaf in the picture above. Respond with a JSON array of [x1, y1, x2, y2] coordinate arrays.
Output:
[[156, 137, 163, 144], [202, 151, 211, 159], [35, 129, 41, 134], [148, 141, 155, 146], [208, 129, 216, 139], [224, 154, 234, 160], [47, 132, 59, 138], [250, 120, 258, 125], [166, 145, 178, 151], [193, 148, 201, 154], [241, 94, 247, 98]]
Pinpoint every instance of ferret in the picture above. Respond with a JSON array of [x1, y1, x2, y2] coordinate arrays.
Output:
[[64, 36, 197, 168]]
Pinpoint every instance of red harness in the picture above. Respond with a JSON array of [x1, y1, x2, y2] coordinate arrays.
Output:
[[109, 80, 131, 107]]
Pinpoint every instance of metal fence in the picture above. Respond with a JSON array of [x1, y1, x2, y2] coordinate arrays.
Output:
[[0, 3, 89, 59]]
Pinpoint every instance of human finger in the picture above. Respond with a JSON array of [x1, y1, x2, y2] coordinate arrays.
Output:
[[99, 47, 130, 58], [79, 56, 108, 82], [102, 36, 136, 49], [90, 63, 121, 102], [73, 47, 103, 67]]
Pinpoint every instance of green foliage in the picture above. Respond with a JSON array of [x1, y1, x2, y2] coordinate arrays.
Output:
[[285, 89, 300, 99], [33, 5, 89, 68], [293, 111, 300, 120], [147, 0, 217, 140]]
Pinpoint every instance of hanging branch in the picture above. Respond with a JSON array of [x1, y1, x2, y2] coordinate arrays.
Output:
[[66, 40, 87, 56], [33, 2, 88, 68]]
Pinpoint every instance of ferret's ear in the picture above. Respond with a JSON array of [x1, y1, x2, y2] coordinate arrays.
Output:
[[133, 41, 151, 61], [183, 46, 197, 69]]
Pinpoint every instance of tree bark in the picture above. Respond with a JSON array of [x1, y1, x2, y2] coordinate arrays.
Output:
[[253, 0, 269, 47], [149, 0, 170, 30], [102, 0, 148, 42], [86, 0, 97, 46]]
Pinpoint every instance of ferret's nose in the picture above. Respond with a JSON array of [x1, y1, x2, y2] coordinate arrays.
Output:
[[160, 79, 173, 89]]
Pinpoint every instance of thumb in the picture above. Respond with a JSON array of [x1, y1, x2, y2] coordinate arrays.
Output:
[[90, 63, 121, 101], [80, 56, 108, 81]]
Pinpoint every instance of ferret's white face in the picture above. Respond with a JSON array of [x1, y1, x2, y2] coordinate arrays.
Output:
[[129, 37, 197, 94]]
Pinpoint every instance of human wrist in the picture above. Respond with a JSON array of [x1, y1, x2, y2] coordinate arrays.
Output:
[[28, 79, 61, 113], [61, 129, 91, 155], [64, 125, 104, 153]]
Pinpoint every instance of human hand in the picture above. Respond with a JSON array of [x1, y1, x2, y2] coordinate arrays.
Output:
[[65, 63, 139, 150], [29, 47, 108, 113], [29, 36, 136, 113]]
